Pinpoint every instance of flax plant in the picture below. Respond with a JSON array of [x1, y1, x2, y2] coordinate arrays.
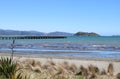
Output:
[[0, 57, 17, 79]]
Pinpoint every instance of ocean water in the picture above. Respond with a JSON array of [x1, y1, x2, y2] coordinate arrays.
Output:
[[0, 36, 120, 58]]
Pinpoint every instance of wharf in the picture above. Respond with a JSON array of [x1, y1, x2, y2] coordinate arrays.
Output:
[[0, 36, 67, 40]]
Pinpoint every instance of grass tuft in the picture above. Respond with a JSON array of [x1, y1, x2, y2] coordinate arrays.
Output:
[[107, 63, 114, 76]]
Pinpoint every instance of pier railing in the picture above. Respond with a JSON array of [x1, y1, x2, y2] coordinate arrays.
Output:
[[0, 36, 67, 40]]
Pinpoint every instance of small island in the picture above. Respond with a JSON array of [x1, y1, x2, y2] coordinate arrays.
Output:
[[74, 32, 100, 36]]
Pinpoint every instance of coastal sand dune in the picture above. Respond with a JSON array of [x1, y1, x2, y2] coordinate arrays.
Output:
[[17, 56, 120, 74], [12, 56, 120, 79], [0, 53, 120, 79]]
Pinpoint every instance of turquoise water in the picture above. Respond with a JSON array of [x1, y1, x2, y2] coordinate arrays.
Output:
[[0, 36, 120, 58]]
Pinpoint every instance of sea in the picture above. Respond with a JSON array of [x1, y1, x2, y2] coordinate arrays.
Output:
[[0, 36, 120, 59]]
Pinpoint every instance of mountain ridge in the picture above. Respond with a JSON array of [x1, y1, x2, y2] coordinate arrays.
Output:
[[0, 29, 73, 36]]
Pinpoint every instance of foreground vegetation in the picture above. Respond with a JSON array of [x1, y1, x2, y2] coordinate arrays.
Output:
[[0, 57, 120, 79]]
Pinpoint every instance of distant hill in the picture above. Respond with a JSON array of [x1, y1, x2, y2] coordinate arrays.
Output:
[[47, 31, 73, 36], [74, 32, 100, 36], [0, 29, 73, 36], [0, 29, 101, 36], [0, 29, 44, 35], [112, 35, 120, 36]]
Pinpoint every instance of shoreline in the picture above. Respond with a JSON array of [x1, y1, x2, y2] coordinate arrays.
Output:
[[0, 51, 120, 74], [0, 50, 120, 62], [0, 51, 120, 62]]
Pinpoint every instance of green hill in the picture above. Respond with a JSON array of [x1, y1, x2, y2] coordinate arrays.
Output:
[[74, 32, 100, 36]]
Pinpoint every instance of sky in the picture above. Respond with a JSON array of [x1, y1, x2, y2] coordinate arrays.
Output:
[[0, 0, 120, 35]]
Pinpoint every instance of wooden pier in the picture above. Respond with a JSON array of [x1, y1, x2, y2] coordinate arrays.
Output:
[[0, 36, 67, 40]]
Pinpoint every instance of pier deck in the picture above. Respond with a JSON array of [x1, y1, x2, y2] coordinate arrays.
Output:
[[0, 36, 67, 40]]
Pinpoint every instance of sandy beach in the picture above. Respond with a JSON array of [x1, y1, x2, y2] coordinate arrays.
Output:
[[0, 51, 120, 74], [16, 55, 120, 74], [0, 51, 120, 79]]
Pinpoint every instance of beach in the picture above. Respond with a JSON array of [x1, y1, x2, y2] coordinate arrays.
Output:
[[0, 52, 120, 79], [0, 36, 120, 79], [17, 55, 120, 74], [0, 51, 120, 74]]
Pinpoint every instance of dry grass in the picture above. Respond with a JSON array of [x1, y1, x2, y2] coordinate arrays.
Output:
[[13, 59, 120, 79], [107, 63, 114, 76], [116, 73, 120, 79], [101, 69, 107, 75]]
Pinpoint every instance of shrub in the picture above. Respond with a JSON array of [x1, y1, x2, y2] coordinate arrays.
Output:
[[0, 57, 24, 79]]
